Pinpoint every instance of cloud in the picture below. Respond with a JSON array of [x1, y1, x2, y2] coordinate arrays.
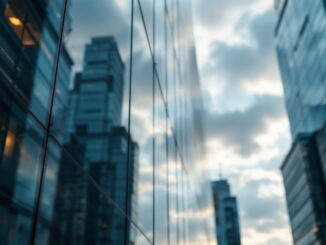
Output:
[[238, 178, 291, 243], [194, 0, 260, 29], [206, 95, 285, 156], [205, 10, 279, 92], [241, 179, 283, 221], [194, 1, 293, 245]]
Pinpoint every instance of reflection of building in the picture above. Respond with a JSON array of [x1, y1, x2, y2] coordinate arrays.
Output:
[[211, 180, 241, 245], [65, 36, 125, 139], [275, 1, 326, 244], [54, 36, 139, 244]]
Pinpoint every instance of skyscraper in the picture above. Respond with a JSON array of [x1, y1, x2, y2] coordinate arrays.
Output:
[[281, 129, 326, 245], [0, 1, 72, 243], [275, 0, 326, 138], [275, 1, 326, 244], [211, 180, 241, 245], [53, 36, 139, 244]]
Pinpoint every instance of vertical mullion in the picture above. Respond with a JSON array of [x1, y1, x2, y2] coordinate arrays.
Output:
[[152, 0, 156, 243], [29, 0, 69, 244], [124, 0, 136, 243], [175, 140, 180, 245], [164, 1, 171, 244]]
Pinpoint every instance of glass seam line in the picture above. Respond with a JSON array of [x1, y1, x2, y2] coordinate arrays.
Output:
[[164, 0, 171, 244], [124, 0, 136, 243], [137, 0, 167, 107], [152, 0, 156, 243]]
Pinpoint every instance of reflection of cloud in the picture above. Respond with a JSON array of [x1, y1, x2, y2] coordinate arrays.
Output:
[[68, 0, 131, 57], [64, 0, 138, 84]]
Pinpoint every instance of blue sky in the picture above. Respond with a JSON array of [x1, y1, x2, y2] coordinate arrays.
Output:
[[193, 0, 292, 244]]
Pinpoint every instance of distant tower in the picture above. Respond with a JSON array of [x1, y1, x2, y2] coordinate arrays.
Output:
[[211, 180, 241, 245], [218, 162, 223, 180], [52, 36, 138, 245]]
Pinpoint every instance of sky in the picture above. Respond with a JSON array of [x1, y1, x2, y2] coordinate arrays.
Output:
[[193, 0, 293, 244]]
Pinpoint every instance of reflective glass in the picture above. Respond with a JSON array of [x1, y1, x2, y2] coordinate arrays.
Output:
[[130, 2, 154, 240], [0, 0, 65, 125], [0, 90, 45, 244], [47, 0, 138, 243], [35, 138, 136, 244], [0, 0, 217, 244], [154, 86, 168, 244]]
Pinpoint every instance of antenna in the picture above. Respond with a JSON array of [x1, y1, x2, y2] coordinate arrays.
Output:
[[219, 162, 222, 180]]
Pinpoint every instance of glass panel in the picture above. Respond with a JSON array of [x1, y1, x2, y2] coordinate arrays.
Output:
[[35, 138, 137, 244], [130, 2, 154, 240], [45, 0, 141, 244], [0, 91, 45, 244], [131, 222, 152, 245], [153, 0, 166, 103], [137, 0, 153, 52], [168, 132, 178, 245], [0, 0, 65, 125], [51, 0, 132, 144], [154, 86, 168, 244]]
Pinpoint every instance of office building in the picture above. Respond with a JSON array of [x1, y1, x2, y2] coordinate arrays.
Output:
[[281, 128, 326, 244], [316, 125, 326, 184], [275, 1, 326, 244], [275, 0, 326, 138], [0, 0, 72, 243], [212, 180, 241, 245], [0, 0, 216, 244]]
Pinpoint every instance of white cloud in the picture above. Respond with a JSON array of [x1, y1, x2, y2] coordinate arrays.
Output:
[[193, 0, 292, 244]]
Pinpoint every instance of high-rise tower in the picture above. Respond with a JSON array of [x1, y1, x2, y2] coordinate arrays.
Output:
[[211, 180, 241, 245], [275, 0, 326, 138], [275, 1, 326, 244]]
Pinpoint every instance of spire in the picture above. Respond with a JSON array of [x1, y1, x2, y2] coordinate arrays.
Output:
[[219, 162, 223, 180]]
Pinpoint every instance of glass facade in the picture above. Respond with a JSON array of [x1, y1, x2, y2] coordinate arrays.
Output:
[[281, 132, 326, 245], [317, 125, 326, 186], [275, 1, 326, 244], [0, 0, 216, 244], [275, 0, 326, 138], [211, 180, 241, 245]]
